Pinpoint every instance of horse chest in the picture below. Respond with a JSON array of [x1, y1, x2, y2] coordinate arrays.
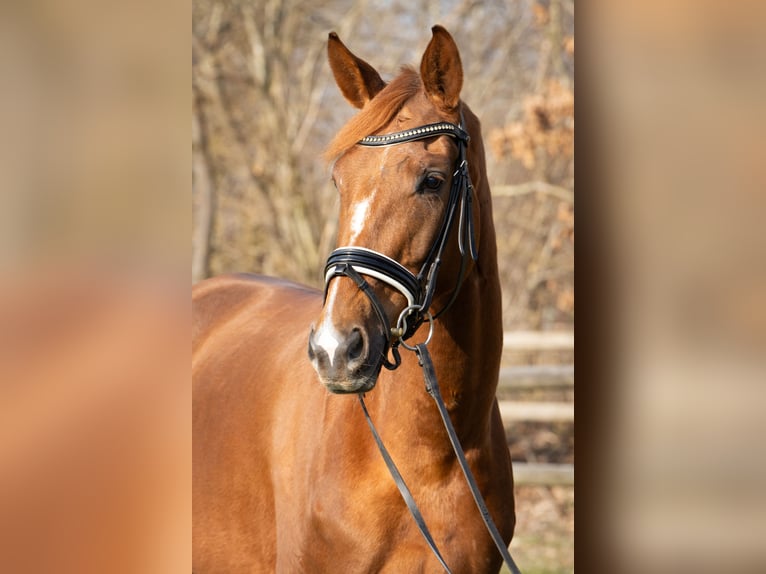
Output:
[[275, 445, 501, 573]]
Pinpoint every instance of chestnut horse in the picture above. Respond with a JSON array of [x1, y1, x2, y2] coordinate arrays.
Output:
[[193, 26, 515, 573]]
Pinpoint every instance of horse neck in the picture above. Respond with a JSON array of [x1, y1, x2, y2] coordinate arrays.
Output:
[[430, 182, 503, 441], [376, 176, 503, 449], [361, 111, 503, 450]]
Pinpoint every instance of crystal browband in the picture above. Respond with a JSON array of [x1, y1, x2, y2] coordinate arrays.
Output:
[[359, 122, 469, 146]]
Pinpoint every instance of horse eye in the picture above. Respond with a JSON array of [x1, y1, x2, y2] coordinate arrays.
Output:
[[422, 174, 443, 192]]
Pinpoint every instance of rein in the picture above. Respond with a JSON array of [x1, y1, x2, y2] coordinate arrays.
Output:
[[323, 113, 523, 573], [359, 340, 523, 574]]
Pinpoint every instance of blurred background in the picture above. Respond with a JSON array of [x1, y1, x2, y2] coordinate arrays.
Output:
[[192, 2, 574, 572], [191, 0, 574, 333], [2, 0, 764, 572]]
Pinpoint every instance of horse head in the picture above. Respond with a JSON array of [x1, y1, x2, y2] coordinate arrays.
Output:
[[309, 26, 481, 394]]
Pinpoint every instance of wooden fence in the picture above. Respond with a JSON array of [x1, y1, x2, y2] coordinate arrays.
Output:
[[499, 331, 574, 486]]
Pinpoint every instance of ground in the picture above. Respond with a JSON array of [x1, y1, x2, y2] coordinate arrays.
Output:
[[505, 485, 574, 574]]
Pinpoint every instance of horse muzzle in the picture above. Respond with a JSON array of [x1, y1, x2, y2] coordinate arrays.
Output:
[[308, 324, 382, 393]]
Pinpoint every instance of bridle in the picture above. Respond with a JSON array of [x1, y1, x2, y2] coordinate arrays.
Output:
[[323, 111, 477, 369], [321, 109, 524, 574]]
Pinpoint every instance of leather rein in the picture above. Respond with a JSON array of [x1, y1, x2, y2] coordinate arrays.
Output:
[[322, 112, 523, 574]]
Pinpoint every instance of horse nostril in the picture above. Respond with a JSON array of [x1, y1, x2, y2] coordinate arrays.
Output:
[[307, 328, 317, 361], [347, 328, 365, 363]]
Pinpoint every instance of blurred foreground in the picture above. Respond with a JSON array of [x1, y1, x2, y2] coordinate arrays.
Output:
[[1, 0, 765, 572], [589, 1, 766, 572], [0, 268, 189, 574], [0, 0, 189, 572]]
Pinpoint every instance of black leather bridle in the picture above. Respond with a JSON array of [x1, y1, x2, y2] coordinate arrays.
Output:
[[323, 112, 478, 368], [322, 111, 523, 574]]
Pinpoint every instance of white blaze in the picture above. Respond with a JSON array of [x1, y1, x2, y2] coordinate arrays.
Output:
[[315, 148, 390, 366], [314, 281, 342, 367], [348, 198, 371, 245], [347, 147, 390, 245]]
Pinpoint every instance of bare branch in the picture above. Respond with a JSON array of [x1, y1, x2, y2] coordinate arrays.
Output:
[[241, 4, 266, 87]]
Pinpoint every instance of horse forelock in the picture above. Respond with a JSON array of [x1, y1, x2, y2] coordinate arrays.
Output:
[[323, 66, 422, 163]]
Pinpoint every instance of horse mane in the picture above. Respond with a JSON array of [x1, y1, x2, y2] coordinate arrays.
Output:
[[324, 66, 422, 163]]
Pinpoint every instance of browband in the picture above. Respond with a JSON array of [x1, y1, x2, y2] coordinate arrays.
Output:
[[359, 122, 469, 147]]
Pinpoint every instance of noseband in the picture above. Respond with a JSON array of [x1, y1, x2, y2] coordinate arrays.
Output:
[[324, 111, 478, 368]]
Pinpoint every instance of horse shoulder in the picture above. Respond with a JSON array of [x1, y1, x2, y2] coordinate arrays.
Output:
[[192, 274, 322, 573]]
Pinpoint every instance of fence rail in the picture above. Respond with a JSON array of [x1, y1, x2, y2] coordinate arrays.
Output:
[[500, 332, 574, 485], [499, 400, 574, 423], [512, 462, 573, 486], [498, 365, 574, 390], [503, 330, 573, 351]]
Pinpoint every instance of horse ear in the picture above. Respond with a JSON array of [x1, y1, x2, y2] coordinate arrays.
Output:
[[327, 32, 386, 109], [420, 25, 463, 112]]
